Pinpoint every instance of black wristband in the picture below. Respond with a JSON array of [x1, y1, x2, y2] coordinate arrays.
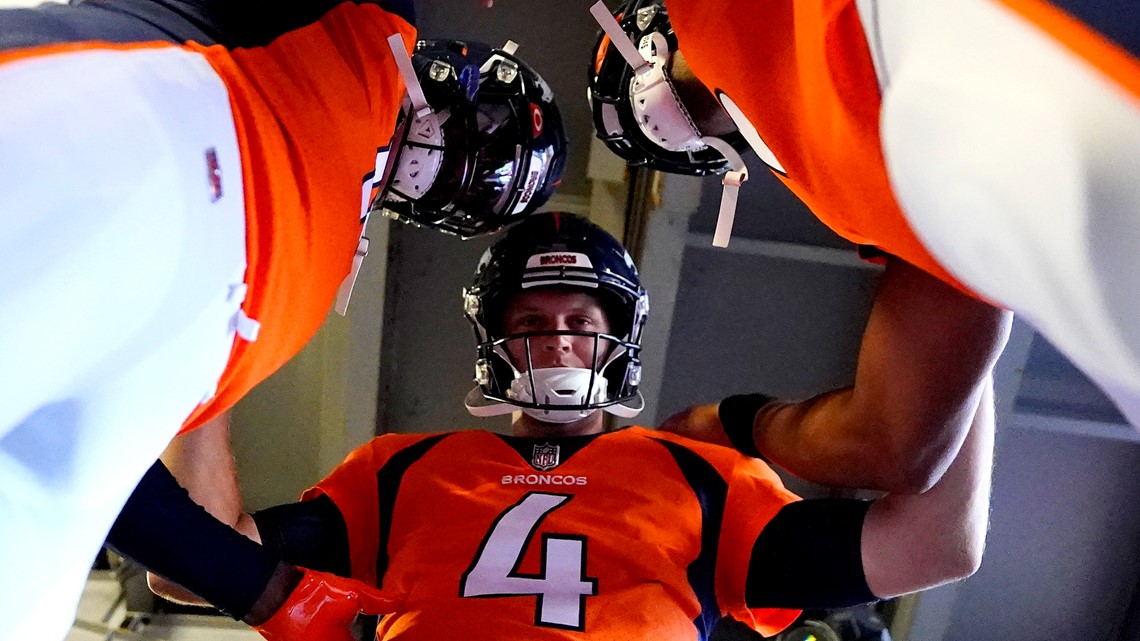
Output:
[[106, 461, 284, 620], [252, 495, 351, 577], [717, 393, 774, 460]]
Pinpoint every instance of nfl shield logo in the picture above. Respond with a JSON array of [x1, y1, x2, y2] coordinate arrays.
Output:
[[532, 443, 560, 471]]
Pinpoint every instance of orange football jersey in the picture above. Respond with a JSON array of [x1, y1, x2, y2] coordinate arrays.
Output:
[[665, 0, 972, 294], [181, 5, 415, 431], [305, 427, 802, 640], [0, 1, 415, 434]]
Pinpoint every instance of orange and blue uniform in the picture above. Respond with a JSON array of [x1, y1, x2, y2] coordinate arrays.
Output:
[[306, 427, 802, 640], [0, 0, 416, 432], [663, 0, 1140, 428], [665, 0, 1140, 301], [0, 4, 414, 638], [664, 0, 969, 293], [178, 4, 416, 430]]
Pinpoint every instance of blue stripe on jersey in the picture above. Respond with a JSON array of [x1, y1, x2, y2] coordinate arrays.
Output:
[[656, 440, 729, 641], [1048, 0, 1140, 59], [374, 434, 450, 581]]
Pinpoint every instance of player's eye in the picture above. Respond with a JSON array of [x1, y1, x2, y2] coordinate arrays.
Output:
[[510, 314, 543, 330]]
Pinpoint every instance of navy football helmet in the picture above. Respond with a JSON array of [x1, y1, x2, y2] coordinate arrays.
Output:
[[463, 212, 649, 423], [374, 39, 567, 238], [588, 0, 746, 176]]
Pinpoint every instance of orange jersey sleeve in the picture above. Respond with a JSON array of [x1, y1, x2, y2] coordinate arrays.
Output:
[[301, 432, 442, 589], [0, 1, 415, 434], [717, 456, 804, 635], [665, 0, 975, 296], [641, 430, 803, 637], [180, 5, 415, 431]]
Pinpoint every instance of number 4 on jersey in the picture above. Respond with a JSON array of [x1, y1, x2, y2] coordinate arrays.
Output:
[[461, 492, 598, 630]]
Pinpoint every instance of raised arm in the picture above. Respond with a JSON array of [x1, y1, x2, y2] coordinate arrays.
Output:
[[742, 379, 994, 610], [106, 416, 398, 640], [860, 377, 994, 597], [662, 257, 1011, 492], [146, 413, 353, 601]]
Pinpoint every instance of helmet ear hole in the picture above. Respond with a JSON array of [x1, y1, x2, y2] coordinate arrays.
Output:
[[596, 291, 632, 341]]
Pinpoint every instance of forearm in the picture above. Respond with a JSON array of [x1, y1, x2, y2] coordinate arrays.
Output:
[[149, 413, 261, 602], [663, 391, 955, 490], [150, 421, 352, 602], [756, 259, 1010, 491], [107, 461, 299, 622], [160, 412, 247, 529], [860, 379, 995, 598], [148, 512, 262, 605], [753, 385, 974, 491], [751, 389, 872, 486]]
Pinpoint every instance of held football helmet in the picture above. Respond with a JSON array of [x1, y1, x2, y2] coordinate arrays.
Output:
[[463, 212, 649, 423], [588, 1, 749, 247], [374, 39, 568, 238], [588, 0, 745, 176]]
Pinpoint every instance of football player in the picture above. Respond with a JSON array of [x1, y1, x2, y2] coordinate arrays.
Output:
[[116, 212, 994, 641], [589, 0, 1023, 490], [0, 2, 566, 639]]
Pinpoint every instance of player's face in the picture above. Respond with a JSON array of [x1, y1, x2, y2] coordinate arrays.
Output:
[[502, 289, 611, 371]]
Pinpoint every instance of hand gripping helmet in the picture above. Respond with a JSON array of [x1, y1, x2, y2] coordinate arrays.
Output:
[[374, 39, 568, 238], [463, 212, 649, 423], [588, 1, 750, 247], [588, 0, 747, 176]]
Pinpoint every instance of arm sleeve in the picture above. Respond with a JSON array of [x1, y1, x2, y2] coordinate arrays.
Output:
[[745, 498, 877, 609], [105, 461, 293, 620], [252, 494, 351, 577]]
